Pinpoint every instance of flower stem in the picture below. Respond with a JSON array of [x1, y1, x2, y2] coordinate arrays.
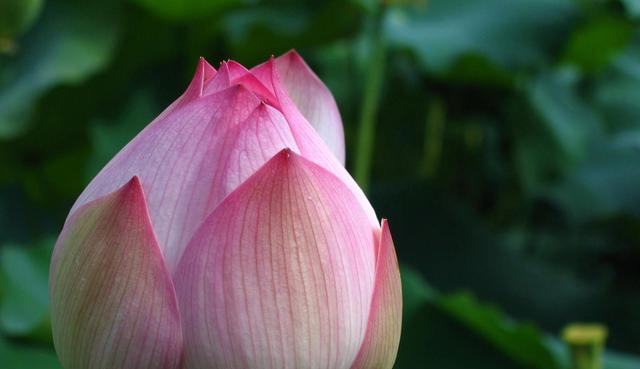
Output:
[[354, 6, 387, 193], [420, 98, 445, 178]]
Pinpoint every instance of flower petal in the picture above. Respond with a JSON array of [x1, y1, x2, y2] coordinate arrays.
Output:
[[181, 57, 217, 103], [202, 102, 300, 204], [204, 60, 279, 106], [164, 57, 216, 116], [350, 219, 403, 369], [70, 85, 262, 271], [50, 177, 183, 369], [202, 61, 234, 95], [201, 56, 378, 230], [175, 149, 377, 369], [259, 58, 379, 228], [252, 50, 345, 163]]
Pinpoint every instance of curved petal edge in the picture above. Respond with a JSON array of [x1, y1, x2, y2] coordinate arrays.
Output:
[[69, 84, 262, 272], [350, 219, 402, 369], [160, 57, 217, 119], [251, 50, 345, 164], [175, 149, 376, 369], [258, 57, 379, 228], [50, 177, 184, 369]]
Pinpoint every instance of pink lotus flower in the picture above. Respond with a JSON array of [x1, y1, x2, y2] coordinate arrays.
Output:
[[49, 51, 402, 369]]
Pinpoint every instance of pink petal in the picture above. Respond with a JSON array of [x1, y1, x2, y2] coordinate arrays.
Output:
[[175, 149, 377, 369], [350, 220, 403, 369], [70, 84, 263, 272], [251, 50, 345, 164], [202, 61, 234, 95], [202, 102, 300, 205], [163, 57, 216, 116], [258, 58, 379, 228], [72, 55, 373, 274], [204, 60, 279, 106], [50, 177, 183, 369], [181, 57, 217, 103]]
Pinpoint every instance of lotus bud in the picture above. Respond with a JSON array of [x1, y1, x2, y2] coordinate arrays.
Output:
[[50, 51, 402, 369]]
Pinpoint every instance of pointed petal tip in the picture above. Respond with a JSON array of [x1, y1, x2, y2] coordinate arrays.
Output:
[[350, 216, 401, 369], [214, 60, 230, 77], [257, 47, 346, 165], [222, 83, 264, 107], [279, 49, 316, 76], [124, 175, 142, 190], [175, 137, 377, 369], [197, 57, 216, 76], [381, 219, 391, 238], [378, 219, 398, 270], [50, 176, 183, 369], [272, 147, 295, 163], [278, 147, 293, 156], [204, 80, 262, 106], [67, 176, 146, 228], [226, 59, 244, 68], [282, 48, 303, 62], [179, 57, 217, 101], [115, 176, 146, 206]]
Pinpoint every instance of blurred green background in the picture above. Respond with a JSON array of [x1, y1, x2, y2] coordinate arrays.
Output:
[[2, 0, 640, 368]]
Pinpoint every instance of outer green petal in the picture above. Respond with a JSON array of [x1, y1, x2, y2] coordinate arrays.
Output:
[[49, 177, 183, 369]]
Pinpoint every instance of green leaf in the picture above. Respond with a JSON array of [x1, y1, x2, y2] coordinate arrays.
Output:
[[396, 279, 523, 368], [621, 0, 640, 18], [385, 0, 577, 73], [547, 43, 640, 221], [222, 1, 363, 64], [372, 181, 602, 325], [439, 293, 560, 369], [549, 142, 640, 221], [0, 337, 62, 369], [602, 350, 640, 369], [0, 3, 119, 138], [526, 69, 602, 166], [594, 42, 640, 133], [400, 267, 437, 319], [0, 238, 53, 339], [562, 16, 633, 73], [397, 267, 561, 369], [131, 0, 240, 20], [0, 0, 42, 39], [402, 267, 640, 368]]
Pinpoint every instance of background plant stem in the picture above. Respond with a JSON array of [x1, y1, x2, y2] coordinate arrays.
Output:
[[354, 6, 387, 193]]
